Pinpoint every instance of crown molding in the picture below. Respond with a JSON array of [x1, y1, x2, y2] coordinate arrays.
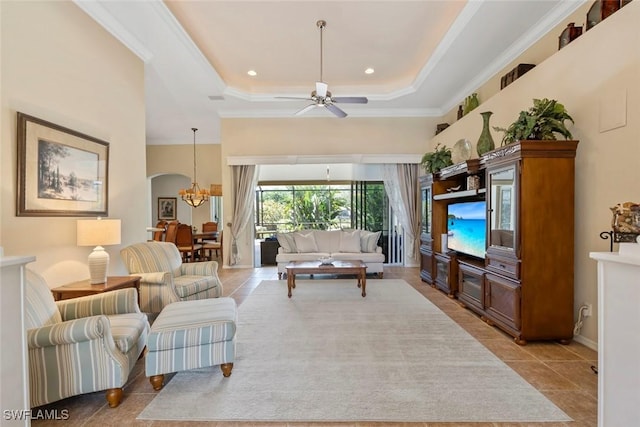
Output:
[[217, 107, 443, 119], [73, 0, 153, 62], [147, 1, 226, 91], [440, 0, 588, 114], [227, 154, 422, 166]]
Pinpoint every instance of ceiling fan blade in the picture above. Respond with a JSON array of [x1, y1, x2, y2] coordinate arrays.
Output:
[[315, 81, 328, 98], [295, 103, 317, 116], [326, 103, 347, 118], [332, 96, 368, 104]]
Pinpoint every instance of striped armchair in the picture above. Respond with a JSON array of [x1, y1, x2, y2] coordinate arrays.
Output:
[[120, 241, 223, 314], [25, 270, 149, 408]]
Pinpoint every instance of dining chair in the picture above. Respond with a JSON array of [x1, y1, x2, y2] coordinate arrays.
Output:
[[165, 220, 179, 244], [175, 223, 203, 262], [153, 220, 167, 241], [203, 230, 223, 261], [202, 221, 218, 232]]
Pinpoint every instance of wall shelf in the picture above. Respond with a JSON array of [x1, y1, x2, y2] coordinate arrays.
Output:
[[433, 188, 486, 201]]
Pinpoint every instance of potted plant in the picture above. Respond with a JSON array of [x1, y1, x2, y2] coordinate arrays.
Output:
[[421, 143, 453, 173], [493, 98, 574, 146]]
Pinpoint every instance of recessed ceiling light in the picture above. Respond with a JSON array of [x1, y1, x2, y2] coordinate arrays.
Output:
[[247, 70, 257, 77], [365, 68, 375, 74]]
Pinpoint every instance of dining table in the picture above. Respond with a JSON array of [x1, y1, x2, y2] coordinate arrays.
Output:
[[192, 231, 218, 243]]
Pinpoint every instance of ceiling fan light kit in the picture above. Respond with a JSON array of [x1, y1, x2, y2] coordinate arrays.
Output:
[[279, 19, 368, 118]]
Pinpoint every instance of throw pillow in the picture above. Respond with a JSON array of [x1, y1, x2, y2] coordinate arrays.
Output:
[[276, 232, 297, 253], [339, 230, 362, 253], [360, 230, 382, 253], [293, 232, 318, 253]]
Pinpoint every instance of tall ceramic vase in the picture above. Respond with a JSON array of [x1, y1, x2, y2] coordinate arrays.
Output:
[[476, 111, 495, 156]]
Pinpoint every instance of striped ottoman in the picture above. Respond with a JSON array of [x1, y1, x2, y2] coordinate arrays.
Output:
[[145, 297, 237, 391]]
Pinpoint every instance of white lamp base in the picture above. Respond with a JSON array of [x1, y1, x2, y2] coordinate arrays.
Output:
[[88, 245, 109, 284]]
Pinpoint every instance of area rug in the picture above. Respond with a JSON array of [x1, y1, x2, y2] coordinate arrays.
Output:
[[138, 279, 571, 422]]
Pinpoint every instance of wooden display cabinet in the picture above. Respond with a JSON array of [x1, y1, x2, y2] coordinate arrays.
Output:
[[419, 140, 578, 344]]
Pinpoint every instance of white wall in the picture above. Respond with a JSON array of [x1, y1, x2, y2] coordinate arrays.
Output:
[[0, 1, 147, 286], [151, 174, 192, 225], [429, 2, 640, 347]]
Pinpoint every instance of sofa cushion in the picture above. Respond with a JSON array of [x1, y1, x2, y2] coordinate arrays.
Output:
[[174, 275, 219, 298], [109, 312, 149, 354], [276, 252, 330, 263], [339, 230, 362, 253], [294, 231, 318, 252], [276, 232, 297, 253], [360, 230, 382, 253], [312, 230, 341, 253], [25, 270, 63, 329], [332, 251, 385, 263]]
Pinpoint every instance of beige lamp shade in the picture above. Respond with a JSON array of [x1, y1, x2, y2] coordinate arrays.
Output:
[[77, 219, 121, 246], [210, 184, 223, 196], [77, 219, 121, 284]]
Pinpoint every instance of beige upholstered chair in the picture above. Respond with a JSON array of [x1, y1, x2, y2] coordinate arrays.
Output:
[[120, 241, 223, 313], [25, 270, 149, 408]]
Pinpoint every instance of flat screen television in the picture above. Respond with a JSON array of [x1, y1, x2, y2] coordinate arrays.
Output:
[[447, 200, 486, 259]]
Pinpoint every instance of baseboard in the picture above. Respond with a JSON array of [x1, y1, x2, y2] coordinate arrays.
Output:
[[223, 263, 254, 269], [573, 334, 598, 351]]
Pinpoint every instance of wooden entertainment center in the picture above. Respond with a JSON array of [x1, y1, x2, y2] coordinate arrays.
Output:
[[420, 140, 579, 344]]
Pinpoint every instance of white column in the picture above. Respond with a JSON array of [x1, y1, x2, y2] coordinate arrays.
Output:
[[590, 248, 640, 427], [1, 255, 36, 426]]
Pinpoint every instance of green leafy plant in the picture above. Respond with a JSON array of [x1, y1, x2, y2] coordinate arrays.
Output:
[[420, 143, 453, 173], [493, 98, 574, 146]]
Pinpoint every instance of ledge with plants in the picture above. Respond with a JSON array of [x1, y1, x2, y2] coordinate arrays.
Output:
[[493, 98, 575, 145]]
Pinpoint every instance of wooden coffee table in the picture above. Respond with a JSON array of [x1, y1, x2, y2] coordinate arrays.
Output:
[[285, 260, 367, 298]]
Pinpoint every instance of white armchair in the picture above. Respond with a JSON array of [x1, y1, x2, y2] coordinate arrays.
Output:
[[120, 241, 223, 313]]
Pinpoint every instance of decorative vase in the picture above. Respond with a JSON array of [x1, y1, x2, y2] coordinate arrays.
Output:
[[476, 111, 495, 156], [463, 93, 479, 116]]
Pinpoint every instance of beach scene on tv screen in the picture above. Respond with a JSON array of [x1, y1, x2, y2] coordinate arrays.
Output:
[[448, 201, 486, 258]]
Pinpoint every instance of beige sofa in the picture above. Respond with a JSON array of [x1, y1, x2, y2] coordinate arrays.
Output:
[[276, 229, 385, 279]]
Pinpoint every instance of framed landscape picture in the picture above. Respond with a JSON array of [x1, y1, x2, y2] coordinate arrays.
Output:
[[158, 197, 177, 220], [16, 112, 109, 217]]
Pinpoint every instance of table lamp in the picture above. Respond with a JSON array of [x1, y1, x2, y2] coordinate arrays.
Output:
[[77, 218, 121, 284]]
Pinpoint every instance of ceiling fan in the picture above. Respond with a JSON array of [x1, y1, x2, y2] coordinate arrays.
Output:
[[278, 20, 368, 118]]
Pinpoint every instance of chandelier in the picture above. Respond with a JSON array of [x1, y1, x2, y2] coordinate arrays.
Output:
[[178, 128, 210, 208]]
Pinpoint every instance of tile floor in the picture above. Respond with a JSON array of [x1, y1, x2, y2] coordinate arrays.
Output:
[[31, 266, 598, 426]]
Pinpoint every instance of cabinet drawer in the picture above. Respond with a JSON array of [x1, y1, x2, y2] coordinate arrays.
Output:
[[485, 274, 521, 331], [486, 255, 520, 279]]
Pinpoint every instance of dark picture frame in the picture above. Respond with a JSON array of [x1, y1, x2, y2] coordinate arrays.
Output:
[[158, 197, 177, 220], [16, 112, 109, 217]]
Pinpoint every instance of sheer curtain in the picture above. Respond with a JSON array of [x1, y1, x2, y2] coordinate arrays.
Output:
[[229, 165, 259, 265], [382, 164, 420, 264]]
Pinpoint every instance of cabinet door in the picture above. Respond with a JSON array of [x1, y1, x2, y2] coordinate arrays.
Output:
[[419, 244, 434, 284], [487, 163, 519, 256], [421, 184, 432, 235], [434, 253, 457, 296], [458, 263, 484, 312], [485, 273, 521, 332]]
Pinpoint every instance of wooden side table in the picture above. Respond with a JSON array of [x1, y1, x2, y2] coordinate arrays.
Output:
[[52, 276, 141, 303]]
